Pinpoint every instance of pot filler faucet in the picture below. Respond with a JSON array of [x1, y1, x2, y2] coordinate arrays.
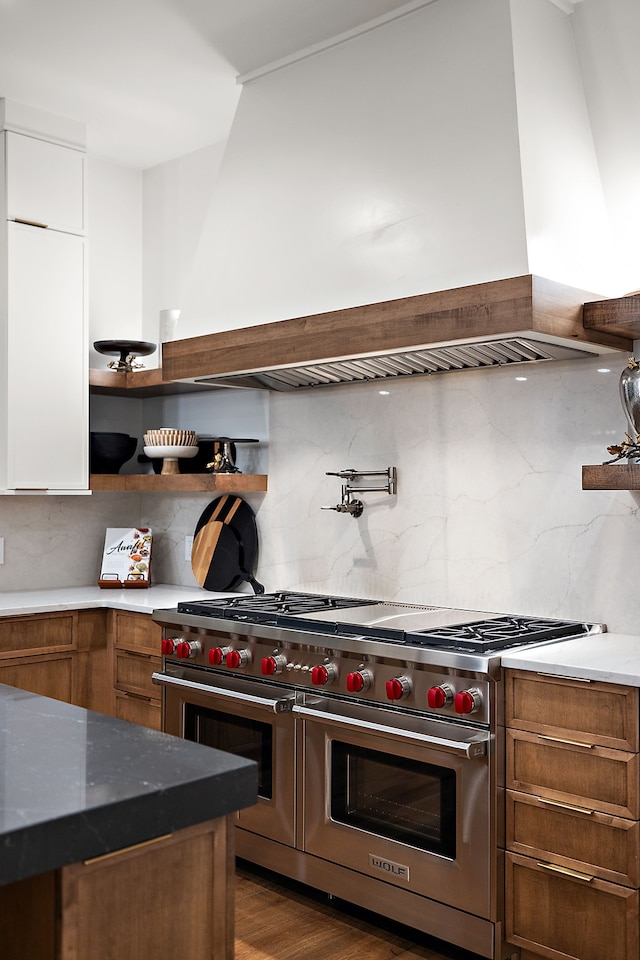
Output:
[[322, 467, 397, 518]]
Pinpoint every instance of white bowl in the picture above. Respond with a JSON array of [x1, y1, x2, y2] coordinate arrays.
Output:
[[143, 445, 199, 460]]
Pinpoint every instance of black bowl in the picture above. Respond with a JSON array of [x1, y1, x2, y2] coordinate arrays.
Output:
[[90, 432, 138, 474]]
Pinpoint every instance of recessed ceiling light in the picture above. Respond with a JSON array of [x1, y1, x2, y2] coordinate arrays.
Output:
[[514, 376, 527, 382], [597, 368, 611, 373]]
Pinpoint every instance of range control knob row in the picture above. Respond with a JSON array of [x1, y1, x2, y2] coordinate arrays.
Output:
[[427, 683, 455, 709], [386, 676, 412, 701], [261, 655, 287, 676], [454, 688, 482, 715], [226, 649, 251, 669], [346, 669, 373, 693], [311, 663, 338, 686]]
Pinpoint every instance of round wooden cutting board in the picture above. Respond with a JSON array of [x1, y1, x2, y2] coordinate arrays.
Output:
[[191, 496, 263, 593]]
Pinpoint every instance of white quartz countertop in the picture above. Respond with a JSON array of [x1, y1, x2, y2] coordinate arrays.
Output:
[[501, 632, 640, 687], [0, 584, 236, 617]]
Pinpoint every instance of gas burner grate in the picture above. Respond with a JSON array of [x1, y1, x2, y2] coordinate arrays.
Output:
[[176, 592, 377, 623], [406, 616, 589, 652]]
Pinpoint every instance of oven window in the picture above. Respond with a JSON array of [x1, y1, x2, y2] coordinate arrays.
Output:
[[331, 742, 456, 857], [184, 704, 273, 799]]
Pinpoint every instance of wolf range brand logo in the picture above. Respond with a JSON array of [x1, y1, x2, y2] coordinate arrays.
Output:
[[369, 854, 410, 882]]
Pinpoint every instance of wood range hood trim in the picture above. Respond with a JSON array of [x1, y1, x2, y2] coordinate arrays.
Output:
[[162, 275, 632, 391]]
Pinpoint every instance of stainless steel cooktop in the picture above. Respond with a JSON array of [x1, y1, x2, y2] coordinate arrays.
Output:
[[175, 591, 598, 654]]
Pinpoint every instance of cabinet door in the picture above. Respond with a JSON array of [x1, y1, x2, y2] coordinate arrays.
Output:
[[507, 729, 639, 819], [6, 221, 87, 489], [506, 851, 638, 960], [505, 670, 639, 752], [0, 653, 74, 702], [5, 132, 85, 234], [115, 690, 162, 730], [506, 789, 640, 887], [114, 611, 162, 655]]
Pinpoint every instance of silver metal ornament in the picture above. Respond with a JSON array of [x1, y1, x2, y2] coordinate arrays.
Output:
[[619, 357, 640, 439]]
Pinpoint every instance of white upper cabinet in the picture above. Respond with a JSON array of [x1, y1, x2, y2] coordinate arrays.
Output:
[[0, 118, 88, 493], [6, 222, 87, 489], [5, 132, 85, 235]]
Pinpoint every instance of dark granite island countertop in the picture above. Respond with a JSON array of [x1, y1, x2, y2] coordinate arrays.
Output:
[[0, 682, 258, 886]]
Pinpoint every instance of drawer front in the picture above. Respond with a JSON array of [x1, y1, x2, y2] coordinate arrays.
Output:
[[505, 670, 638, 751], [507, 729, 638, 819], [506, 852, 638, 960], [507, 789, 639, 887], [0, 653, 74, 702], [0, 612, 77, 658], [114, 650, 160, 699], [115, 691, 162, 730], [114, 612, 161, 656]]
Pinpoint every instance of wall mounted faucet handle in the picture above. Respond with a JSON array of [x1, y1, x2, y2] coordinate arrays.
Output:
[[321, 500, 364, 517]]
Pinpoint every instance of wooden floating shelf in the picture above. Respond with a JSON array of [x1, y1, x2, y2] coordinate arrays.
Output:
[[89, 368, 219, 398], [90, 474, 268, 493], [582, 463, 640, 490], [583, 292, 640, 340]]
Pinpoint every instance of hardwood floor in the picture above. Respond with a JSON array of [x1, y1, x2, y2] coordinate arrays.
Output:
[[235, 862, 486, 960]]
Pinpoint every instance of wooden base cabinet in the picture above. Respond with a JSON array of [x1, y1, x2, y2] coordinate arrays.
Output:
[[112, 610, 162, 730], [0, 612, 77, 701], [0, 816, 234, 960], [505, 670, 640, 960]]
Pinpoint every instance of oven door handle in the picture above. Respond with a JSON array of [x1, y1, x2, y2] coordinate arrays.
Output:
[[151, 672, 296, 714], [294, 705, 489, 758]]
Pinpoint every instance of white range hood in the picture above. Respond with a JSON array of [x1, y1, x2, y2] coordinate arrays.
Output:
[[168, 0, 632, 386]]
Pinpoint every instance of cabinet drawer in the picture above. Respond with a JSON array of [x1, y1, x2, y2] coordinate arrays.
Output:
[[0, 653, 74, 702], [507, 729, 638, 819], [505, 670, 638, 751], [506, 789, 639, 887], [114, 612, 161, 656], [506, 851, 638, 960], [114, 650, 160, 699], [0, 612, 77, 658], [115, 691, 162, 730]]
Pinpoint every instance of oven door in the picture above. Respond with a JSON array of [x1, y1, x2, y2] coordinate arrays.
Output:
[[298, 696, 494, 918], [153, 665, 296, 847]]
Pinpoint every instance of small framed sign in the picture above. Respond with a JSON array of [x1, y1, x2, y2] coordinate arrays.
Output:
[[98, 528, 152, 589]]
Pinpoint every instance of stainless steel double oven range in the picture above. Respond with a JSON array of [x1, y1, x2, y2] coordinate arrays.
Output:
[[152, 592, 602, 959]]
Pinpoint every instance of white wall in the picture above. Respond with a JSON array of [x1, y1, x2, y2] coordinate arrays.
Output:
[[87, 157, 143, 368], [142, 141, 226, 356], [572, 0, 640, 292]]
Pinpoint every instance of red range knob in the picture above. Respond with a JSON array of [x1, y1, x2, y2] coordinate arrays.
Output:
[[161, 638, 176, 655], [386, 677, 411, 701], [226, 649, 250, 668], [208, 647, 230, 666], [427, 684, 454, 709], [454, 689, 481, 715], [176, 640, 199, 660], [311, 665, 329, 686], [311, 664, 337, 686], [261, 655, 286, 676], [262, 656, 278, 675], [346, 670, 372, 693]]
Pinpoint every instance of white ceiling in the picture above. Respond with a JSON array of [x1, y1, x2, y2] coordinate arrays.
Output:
[[0, 0, 419, 169]]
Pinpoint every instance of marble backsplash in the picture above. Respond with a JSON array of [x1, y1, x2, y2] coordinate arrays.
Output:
[[1, 351, 639, 635]]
